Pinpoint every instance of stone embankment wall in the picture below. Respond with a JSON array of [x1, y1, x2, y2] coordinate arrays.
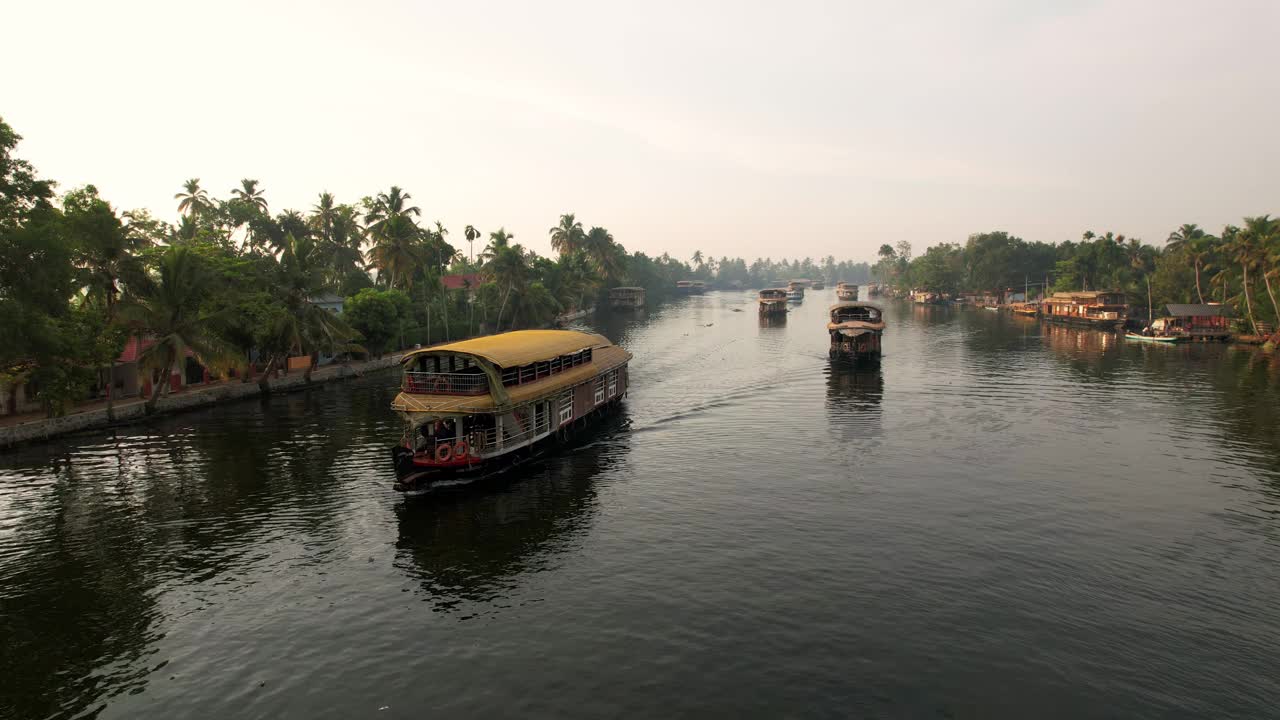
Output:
[[1, 355, 403, 449]]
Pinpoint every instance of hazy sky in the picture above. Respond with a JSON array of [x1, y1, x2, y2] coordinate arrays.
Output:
[[6, 0, 1279, 262]]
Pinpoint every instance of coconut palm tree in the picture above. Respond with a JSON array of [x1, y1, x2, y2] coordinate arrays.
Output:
[[1166, 223, 1209, 302], [549, 213, 586, 256], [1240, 215, 1279, 326], [231, 179, 268, 214], [174, 178, 210, 220], [583, 226, 624, 284], [66, 186, 146, 420], [364, 186, 421, 236], [119, 247, 235, 413], [691, 249, 704, 269], [1226, 221, 1262, 335], [366, 214, 423, 290], [464, 224, 480, 265], [272, 232, 358, 382], [483, 229, 530, 330]]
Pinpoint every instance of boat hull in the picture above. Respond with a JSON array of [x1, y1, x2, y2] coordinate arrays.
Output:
[[1045, 315, 1125, 330], [1125, 333, 1184, 343], [391, 398, 624, 496]]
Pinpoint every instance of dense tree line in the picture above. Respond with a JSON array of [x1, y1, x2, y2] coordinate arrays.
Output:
[[873, 226, 1280, 332], [0, 117, 870, 416]]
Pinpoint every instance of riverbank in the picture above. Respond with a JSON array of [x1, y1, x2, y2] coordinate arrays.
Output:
[[0, 353, 406, 449]]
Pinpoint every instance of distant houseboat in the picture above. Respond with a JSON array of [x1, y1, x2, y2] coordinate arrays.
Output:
[[836, 283, 858, 301], [1010, 301, 1039, 317], [811, 279, 825, 290], [1042, 291, 1127, 329], [1131, 303, 1231, 342], [759, 288, 788, 315], [608, 286, 646, 311], [865, 283, 882, 297], [691, 281, 707, 294], [390, 330, 632, 495], [787, 281, 806, 301], [910, 289, 941, 304], [789, 278, 812, 289], [828, 302, 885, 359], [676, 280, 703, 295]]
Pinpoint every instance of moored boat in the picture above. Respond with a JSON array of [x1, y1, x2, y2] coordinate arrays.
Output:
[[758, 288, 788, 315], [1042, 290, 1127, 330], [835, 282, 858, 301], [1125, 332, 1183, 343], [608, 286, 646, 310], [390, 330, 632, 495], [828, 302, 885, 359], [1010, 301, 1039, 317], [910, 288, 942, 304], [1137, 304, 1232, 342]]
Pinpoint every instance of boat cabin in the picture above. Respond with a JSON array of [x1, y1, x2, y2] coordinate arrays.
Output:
[[1148, 304, 1231, 341], [836, 283, 859, 301], [1043, 291, 1127, 328], [609, 286, 646, 310], [758, 288, 788, 314]]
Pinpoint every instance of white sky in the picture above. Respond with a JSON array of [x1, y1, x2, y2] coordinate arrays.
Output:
[[5, 0, 1278, 262]]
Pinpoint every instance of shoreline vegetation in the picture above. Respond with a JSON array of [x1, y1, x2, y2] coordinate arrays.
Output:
[[2, 116, 1277, 434], [0, 116, 871, 422]]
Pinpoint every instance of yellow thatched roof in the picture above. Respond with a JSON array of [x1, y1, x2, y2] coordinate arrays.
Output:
[[400, 329, 611, 369], [393, 345, 631, 415]]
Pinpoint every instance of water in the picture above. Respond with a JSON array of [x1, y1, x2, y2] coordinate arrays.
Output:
[[3, 295, 1280, 719]]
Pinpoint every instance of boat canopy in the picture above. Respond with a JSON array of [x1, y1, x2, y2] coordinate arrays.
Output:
[[400, 329, 609, 369], [759, 288, 788, 299], [829, 302, 882, 321], [1165, 303, 1229, 317]]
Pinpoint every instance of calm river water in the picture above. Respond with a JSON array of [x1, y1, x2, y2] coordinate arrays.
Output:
[[3, 294, 1280, 719]]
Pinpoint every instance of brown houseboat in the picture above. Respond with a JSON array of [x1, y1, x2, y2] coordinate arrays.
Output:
[[836, 282, 858, 301], [1042, 290, 1127, 329], [1140, 304, 1231, 342], [390, 330, 632, 495], [759, 288, 788, 315], [608, 286, 646, 310], [828, 302, 885, 359]]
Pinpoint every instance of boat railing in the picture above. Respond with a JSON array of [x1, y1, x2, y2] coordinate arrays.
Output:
[[470, 415, 555, 453], [402, 371, 490, 395]]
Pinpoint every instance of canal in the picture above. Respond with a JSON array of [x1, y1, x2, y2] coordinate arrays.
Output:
[[3, 294, 1279, 719]]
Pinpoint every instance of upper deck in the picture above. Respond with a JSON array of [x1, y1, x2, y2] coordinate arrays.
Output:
[[394, 330, 631, 414]]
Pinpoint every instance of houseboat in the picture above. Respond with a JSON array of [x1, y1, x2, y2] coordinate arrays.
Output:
[[787, 281, 806, 301], [836, 283, 858, 301], [758, 288, 789, 315], [608, 286, 646, 311], [676, 280, 702, 295], [1042, 290, 1127, 330], [789, 278, 813, 289], [811, 279, 825, 290], [865, 283, 882, 297], [828, 302, 885, 359], [390, 330, 632, 495], [910, 289, 942, 304], [1129, 303, 1231, 343], [690, 281, 707, 294]]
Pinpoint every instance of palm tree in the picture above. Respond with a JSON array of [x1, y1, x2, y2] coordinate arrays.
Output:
[[310, 192, 339, 242], [272, 233, 358, 383], [119, 247, 235, 413], [231, 179, 268, 214], [174, 178, 210, 220], [691, 249, 704, 269], [66, 187, 146, 420], [549, 213, 586, 255], [364, 186, 421, 236], [464, 224, 480, 265], [1241, 215, 1279, 327], [1167, 223, 1208, 303], [482, 228, 528, 330], [366, 214, 422, 289], [583, 226, 623, 284], [1226, 221, 1262, 335]]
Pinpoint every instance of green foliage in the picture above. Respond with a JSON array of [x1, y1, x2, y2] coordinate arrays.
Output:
[[345, 288, 411, 356]]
